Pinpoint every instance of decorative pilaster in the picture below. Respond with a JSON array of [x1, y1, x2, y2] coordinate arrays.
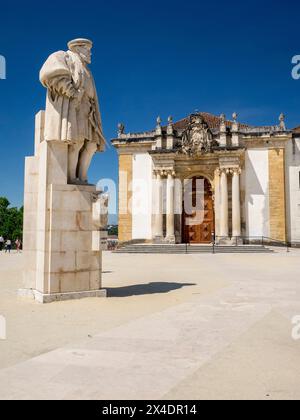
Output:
[[268, 148, 287, 242], [166, 170, 176, 242], [118, 154, 133, 242], [220, 168, 229, 237], [231, 168, 242, 237]]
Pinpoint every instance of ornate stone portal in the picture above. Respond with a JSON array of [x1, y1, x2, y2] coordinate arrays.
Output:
[[151, 153, 243, 245], [112, 111, 293, 245], [21, 39, 108, 303]]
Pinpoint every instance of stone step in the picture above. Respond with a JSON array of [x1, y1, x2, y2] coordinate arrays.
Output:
[[114, 245, 274, 254], [115, 251, 272, 254]]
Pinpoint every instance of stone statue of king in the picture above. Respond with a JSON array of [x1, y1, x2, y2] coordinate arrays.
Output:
[[40, 38, 105, 184]]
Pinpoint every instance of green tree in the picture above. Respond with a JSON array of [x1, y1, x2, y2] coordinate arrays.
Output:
[[108, 225, 118, 236], [0, 197, 23, 242]]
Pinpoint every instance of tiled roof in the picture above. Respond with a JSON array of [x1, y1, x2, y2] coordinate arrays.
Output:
[[293, 126, 300, 133], [169, 112, 252, 131]]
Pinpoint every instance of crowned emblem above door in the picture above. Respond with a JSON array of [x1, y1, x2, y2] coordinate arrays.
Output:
[[181, 114, 219, 156]]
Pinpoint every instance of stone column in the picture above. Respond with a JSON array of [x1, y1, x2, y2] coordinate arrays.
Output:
[[154, 171, 163, 240], [232, 168, 242, 237], [166, 171, 175, 242], [214, 169, 221, 237], [220, 169, 229, 238]]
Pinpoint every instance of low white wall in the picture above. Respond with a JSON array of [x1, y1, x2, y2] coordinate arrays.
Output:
[[132, 153, 153, 240], [245, 149, 270, 238], [285, 137, 300, 244]]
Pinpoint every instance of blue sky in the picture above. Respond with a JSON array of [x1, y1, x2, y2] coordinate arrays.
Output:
[[0, 0, 300, 217]]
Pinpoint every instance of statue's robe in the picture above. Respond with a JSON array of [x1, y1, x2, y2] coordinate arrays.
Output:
[[39, 50, 105, 151]]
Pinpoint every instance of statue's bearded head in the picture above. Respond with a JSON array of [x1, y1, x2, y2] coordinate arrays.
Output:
[[68, 38, 93, 64]]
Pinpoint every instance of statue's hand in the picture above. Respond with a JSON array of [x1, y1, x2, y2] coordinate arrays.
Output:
[[64, 83, 77, 99], [44, 76, 75, 99]]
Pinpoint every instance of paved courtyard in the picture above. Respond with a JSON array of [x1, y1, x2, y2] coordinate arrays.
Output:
[[0, 249, 300, 400]]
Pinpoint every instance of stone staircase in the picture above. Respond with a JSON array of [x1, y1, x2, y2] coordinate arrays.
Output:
[[114, 244, 274, 254]]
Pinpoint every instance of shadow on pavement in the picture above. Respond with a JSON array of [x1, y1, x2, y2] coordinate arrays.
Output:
[[106, 282, 196, 297]]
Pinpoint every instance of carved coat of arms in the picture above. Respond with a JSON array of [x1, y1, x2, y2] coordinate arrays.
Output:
[[181, 115, 218, 155]]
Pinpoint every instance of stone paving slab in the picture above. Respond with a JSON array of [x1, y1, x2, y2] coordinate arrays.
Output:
[[1, 251, 300, 400], [0, 276, 294, 399]]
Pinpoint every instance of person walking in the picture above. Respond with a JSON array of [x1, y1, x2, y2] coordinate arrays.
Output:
[[15, 238, 22, 253], [5, 239, 12, 254], [0, 236, 4, 252]]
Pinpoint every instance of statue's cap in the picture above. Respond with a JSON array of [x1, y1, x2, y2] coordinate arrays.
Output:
[[68, 38, 93, 51]]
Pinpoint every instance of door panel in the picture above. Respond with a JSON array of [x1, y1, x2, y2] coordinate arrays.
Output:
[[183, 178, 214, 244]]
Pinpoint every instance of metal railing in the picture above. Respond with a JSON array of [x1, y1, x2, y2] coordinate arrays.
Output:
[[185, 235, 291, 254]]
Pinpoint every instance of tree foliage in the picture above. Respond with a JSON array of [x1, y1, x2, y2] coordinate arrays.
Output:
[[0, 197, 23, 241], [108, 225, 118, 237]]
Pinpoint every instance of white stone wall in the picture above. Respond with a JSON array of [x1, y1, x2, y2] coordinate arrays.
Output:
[[285, 137, 300, 244], [132, 153, 153, 240], [244, 149, 270, 238]]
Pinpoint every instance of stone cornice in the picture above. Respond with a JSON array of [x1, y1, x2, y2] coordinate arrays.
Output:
[[153, 168, 176, 177], [219, 154, 244, 170], [113, 130, 155, 140], [114, 144, 152, 154], [242, 135, 291, 149], [214, 148, 245, 158], [150, 147, 245, 157], [151, 155, 176, 170], [111, 135, 155, 150]]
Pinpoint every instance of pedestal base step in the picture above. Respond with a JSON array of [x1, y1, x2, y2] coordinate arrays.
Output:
[[18, 288, 107, 304]]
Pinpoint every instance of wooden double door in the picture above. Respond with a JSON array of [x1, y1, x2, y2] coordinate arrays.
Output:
[[183, 177, 215, 244]]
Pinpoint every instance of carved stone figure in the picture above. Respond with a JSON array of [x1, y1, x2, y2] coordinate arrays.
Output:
[[181, 114, 218, 155], [118, 123, 125, 137], [40, 38, 106, 184]]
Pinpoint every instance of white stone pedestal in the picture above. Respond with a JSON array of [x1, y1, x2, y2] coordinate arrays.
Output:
[[21, 112, 107, 303]]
